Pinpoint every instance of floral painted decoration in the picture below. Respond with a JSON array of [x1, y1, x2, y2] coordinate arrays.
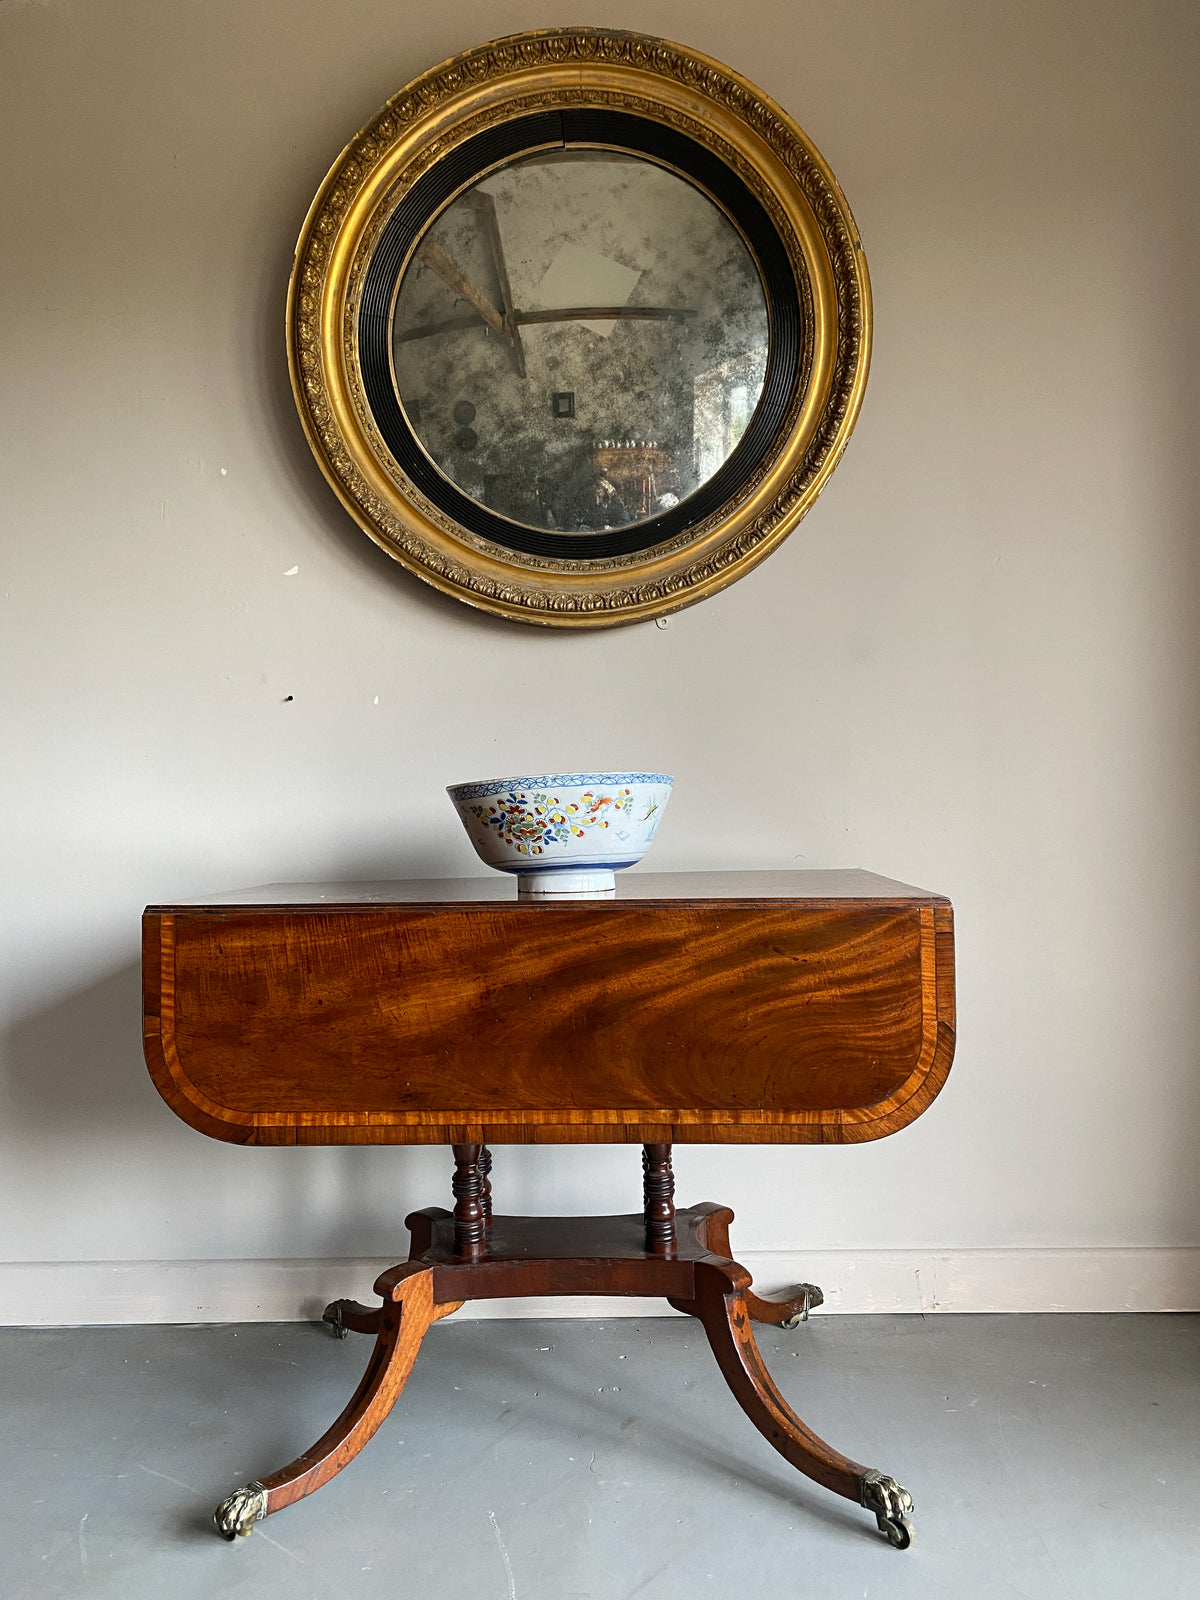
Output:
[[466, 788, 636, 856]]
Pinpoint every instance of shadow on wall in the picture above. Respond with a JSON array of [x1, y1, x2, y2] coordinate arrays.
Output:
[[5, 961, 159, 1146], [0, 842, 478, 1261]]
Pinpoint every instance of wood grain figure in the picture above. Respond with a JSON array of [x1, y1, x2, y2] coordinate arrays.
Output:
[[144, 872, 954, 1147], [156, 872, 949, 1552]]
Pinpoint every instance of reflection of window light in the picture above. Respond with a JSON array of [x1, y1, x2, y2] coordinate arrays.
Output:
[[694, 355, 766, 487], [728, 385, 751, 450]]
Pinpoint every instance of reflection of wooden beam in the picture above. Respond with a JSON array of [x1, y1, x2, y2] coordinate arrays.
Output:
[[517, 306, 696, 325], [395, 305, 697, 345], [467, 193, 526, 378], [395, 312, 489, 345], [415, 239, 505, 335]]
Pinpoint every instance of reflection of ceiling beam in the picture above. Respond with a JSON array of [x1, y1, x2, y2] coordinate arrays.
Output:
[[518, 307, 697, 325], [395, 312, 502, 344], [415, 239, 506, 335], [466, 193, 526, 378], [395, 305, 697, 345]]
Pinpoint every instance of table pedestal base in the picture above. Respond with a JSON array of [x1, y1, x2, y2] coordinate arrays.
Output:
[[213, 1182, 914, 1551]]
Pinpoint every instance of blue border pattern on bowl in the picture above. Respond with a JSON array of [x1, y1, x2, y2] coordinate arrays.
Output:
[[447, 772, 674, 801]]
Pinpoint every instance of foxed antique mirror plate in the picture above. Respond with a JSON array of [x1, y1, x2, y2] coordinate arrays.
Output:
[[288, 29, 871, 626], [392, 151, 769, 537]]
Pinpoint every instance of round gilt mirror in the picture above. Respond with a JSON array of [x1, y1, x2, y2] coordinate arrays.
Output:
[[288, 29, 871, 627]]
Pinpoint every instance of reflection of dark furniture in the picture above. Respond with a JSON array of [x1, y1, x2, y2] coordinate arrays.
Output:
[[142, 871, 954, 1550], [593, 443, 678, 517]]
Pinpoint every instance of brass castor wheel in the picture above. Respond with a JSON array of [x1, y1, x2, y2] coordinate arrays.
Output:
[[883, 1514, 915, 1549], [860, 1470, 915, 1550], [322, 1299, 349, 1340], [780, 1282, 824, 1328]]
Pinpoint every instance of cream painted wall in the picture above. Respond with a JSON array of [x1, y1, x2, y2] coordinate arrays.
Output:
[[2, 0, 1198, 1316]]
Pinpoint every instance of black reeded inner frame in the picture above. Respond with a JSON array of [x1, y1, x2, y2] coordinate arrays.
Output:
[[359, 110, 802, 562]]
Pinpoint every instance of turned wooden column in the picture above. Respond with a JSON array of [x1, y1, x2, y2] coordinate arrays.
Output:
[[479, 1145, 493, 1229], [642, 1142, 676, 1256], [451, 1143, 487, 1260]]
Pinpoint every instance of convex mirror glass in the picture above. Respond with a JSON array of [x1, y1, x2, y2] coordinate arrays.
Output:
[[391, 151, 769, 534]]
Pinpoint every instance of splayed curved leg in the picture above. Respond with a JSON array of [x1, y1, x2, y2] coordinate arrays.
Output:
[[745, 1282, 825, 1327], [321, 1299, 381, 1340], [214, 1265, 435, 1539], [689, 1204, 823, 1326], [673, 1260, 914, 1547]]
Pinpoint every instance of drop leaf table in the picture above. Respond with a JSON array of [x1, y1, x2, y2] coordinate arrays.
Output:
[[142, 870, 955, 1550]]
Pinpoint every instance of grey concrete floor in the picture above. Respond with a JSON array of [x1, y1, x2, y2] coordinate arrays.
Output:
[[2, 1313, 1197, 1599]]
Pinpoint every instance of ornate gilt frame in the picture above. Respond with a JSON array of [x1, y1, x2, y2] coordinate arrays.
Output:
[[287, 28, 871, 627]]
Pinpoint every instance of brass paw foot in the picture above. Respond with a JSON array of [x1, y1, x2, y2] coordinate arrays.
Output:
[[322, 1299, 350, 1339], [780, 1282, 824, 1327], [744, 1281, 825, 1327], [321, 1297, 381, 1339], [860, 1470, 915, 1548], [213, 1481, 267, 1540]]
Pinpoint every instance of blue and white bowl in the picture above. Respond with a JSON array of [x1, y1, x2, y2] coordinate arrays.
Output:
[[448, 772, 673, 895]]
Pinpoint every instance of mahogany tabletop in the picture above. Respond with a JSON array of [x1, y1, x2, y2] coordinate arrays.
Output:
[[142, 870, 955, 1149], [146, 869, 948, 908]]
